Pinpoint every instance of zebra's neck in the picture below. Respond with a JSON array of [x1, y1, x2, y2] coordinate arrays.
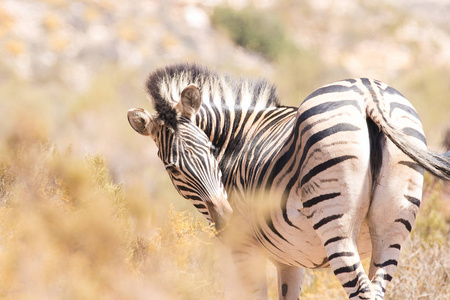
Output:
[[194, 103, 298, 193]]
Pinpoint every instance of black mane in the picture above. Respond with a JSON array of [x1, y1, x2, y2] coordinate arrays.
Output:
[[145, 64, 280, 130]]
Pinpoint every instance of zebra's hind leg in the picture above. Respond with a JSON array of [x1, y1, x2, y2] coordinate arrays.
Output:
[[323, 235, 374, 299], [302, 182, 375, 298], [274, 262, 304, 300], [367, 156, 423, 299], [303, 198, 374, 299]]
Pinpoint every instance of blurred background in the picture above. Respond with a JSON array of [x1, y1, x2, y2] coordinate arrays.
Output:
[[0, 0, 449, 299]]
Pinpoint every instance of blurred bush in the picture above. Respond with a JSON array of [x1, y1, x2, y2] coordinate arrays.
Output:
[[0, 134, 224, 299], [211, 6, 295, 60], [0, 64, 224, 299], [0, 136, 135, 298]]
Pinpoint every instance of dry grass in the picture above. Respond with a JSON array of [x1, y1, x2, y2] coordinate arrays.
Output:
[[2, 137, 446, 300], [0, 130, 447, 300], [0, 136, 222, 299], [386, 236, 449, 300]]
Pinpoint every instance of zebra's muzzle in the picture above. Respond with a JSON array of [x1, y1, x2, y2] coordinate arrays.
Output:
[[206, 198, 233, 232]]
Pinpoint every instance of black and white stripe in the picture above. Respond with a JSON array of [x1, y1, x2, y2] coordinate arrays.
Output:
[[128, 64, 450, 299]]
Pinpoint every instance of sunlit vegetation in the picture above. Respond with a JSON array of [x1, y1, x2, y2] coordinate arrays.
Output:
[[0, 128, 223, 299]]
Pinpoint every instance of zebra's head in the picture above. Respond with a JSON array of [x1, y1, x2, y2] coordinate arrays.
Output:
[[127, 84, 232, 231]]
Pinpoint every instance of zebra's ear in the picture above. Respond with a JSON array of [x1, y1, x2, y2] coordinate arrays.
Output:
[[176, 84, 201, 118], [127, 108, 153, 136]]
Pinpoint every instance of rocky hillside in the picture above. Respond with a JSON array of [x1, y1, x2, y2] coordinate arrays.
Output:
[[0, 0, 272, 90], [1, 0, 449, 86]]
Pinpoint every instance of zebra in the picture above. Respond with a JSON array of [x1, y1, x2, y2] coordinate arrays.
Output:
[[127, 64, 450, 299]]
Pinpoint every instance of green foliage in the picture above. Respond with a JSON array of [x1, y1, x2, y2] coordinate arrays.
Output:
[[211, 6, 295, 60]]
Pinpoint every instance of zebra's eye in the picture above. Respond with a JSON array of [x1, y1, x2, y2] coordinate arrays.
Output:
[[165, 164, 181, 176]]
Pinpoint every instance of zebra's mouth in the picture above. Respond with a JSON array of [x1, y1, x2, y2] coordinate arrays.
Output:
[[206, 199, 233, 232]]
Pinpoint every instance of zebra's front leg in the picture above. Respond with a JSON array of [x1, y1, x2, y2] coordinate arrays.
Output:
[[231, 246, 268, 299], [274, 262, 304, 300]]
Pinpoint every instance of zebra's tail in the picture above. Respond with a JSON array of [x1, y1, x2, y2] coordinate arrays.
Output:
[[365, 87, 450, 181]]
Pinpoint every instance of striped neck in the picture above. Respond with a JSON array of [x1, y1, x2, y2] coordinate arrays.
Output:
[[195, 103, 297, 192]]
